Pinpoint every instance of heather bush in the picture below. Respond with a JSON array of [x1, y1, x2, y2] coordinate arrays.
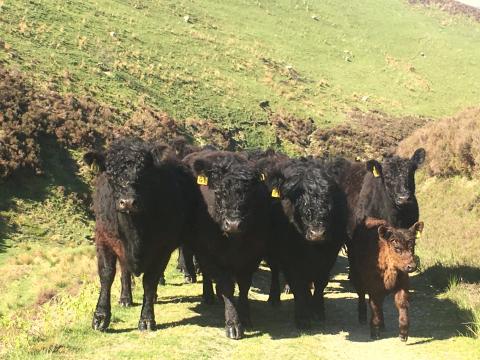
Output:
[[397, 108, 480, 177]]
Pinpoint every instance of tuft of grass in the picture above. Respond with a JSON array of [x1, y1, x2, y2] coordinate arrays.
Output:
[[444, 277, 480, 338]]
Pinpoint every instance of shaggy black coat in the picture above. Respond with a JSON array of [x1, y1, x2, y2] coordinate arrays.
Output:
[[183, 150, 271, 340], [84, 138, 199, 332], [169, 137, 215, 283], [262, 158, 348, 329]]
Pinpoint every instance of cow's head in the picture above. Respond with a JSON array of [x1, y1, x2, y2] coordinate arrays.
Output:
[[366, 148, 426, 207], [271, 160, 336, 242], [378, 221, 424, 273], [84, 138, 174, 214], [193, 156, 264, 235]]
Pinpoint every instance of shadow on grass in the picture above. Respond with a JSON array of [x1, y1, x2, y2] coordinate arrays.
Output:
[[0, 136, 92, 252], [419, 264, 480, 290], [151, 258, 480, 342]]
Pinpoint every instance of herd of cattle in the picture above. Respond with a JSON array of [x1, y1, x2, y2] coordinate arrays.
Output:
[[83, 137, 426, 341]]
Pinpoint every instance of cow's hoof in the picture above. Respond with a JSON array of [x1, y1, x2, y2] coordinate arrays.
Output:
[[138, 319, 157, 331], [184, 275, 197, 284], [268, 296, 281, 307], [370, 327, 381, 340], [399, 333, 408, 342], [158, 276, 166, 286], [225, 323, 244, 340], [119, 298, 133, 307], [92, 312, 110, 331]]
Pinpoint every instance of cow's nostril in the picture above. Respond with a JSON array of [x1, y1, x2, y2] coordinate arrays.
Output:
[[406, 264, 416, 273]]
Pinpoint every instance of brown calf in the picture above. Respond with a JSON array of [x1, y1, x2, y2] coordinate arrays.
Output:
[[349, 217, 424, 341]]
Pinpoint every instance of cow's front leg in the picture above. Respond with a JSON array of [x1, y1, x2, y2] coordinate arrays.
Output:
[[92, 244, 117, 331], [358, 291, 367, 325], [218, 274, 243, 339], [138, 252, 171, 331], [313, 277, 328, 321], [267, 261, 281, 307], [369, 293, 385, 339], [119, 260, 133, 307], [237, 272, 253, 328], [290, 279, 312, 329], [395, 289, 410, 341]]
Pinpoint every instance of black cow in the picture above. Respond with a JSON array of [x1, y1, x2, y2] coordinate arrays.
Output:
[[329, 148, 426, 237], [155, 137, 215, 286], [184, 150, 271, 339], [84, 138, 199, 332], [356, 148, 425, 228], [263, 158, 348, 329]]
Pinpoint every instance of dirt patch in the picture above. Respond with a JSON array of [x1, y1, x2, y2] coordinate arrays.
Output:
[[409, 0, 480, 22], [308, 109, 429, 159], [36, 289, 58, 306]]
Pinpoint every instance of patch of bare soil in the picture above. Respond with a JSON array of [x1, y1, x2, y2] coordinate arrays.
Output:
[[309, 110, 429, 160]]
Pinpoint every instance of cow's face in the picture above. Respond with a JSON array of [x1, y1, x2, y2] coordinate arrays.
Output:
[[279, 162, 335, 242], [366, 148, 425, 207], [84, 139, 172, 214], [378, 222, 424, 273], [194, 157, 262, 234]]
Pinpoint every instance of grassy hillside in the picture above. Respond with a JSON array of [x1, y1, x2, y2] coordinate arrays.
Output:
[[1, 0, 480, 127], [1, 0, 480, 358]]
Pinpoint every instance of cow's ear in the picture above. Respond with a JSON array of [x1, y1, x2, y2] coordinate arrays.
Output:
[[366, 160, 382, 178], [410, 221, 424, 240], [411, 148, 426, 167], [171, 136, 192, 157], [264, 148, 276, 157], [193, 158, 212, 175], [83, 151, 106, 172], [378, 225, 393, 241], [151, 144, 175, 165]]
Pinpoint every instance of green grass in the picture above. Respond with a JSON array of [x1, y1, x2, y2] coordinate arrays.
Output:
[[1, 0, 480, 130]]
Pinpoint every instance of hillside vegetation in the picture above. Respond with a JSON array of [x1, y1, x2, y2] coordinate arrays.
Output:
[[1, 0, 480, 126], [1, 0, 480, 359]]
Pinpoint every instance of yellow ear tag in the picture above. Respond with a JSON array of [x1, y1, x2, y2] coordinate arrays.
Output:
[[271, 187, 280, 198], [197, 175, 208, 186], [415, 231, 422, 240], [372, 166, 380, 178], [355, 156, 361, 162], [260, 173, 266, 181]]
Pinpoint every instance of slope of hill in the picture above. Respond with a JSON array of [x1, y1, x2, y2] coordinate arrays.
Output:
[[1, 0, 480, 128]]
